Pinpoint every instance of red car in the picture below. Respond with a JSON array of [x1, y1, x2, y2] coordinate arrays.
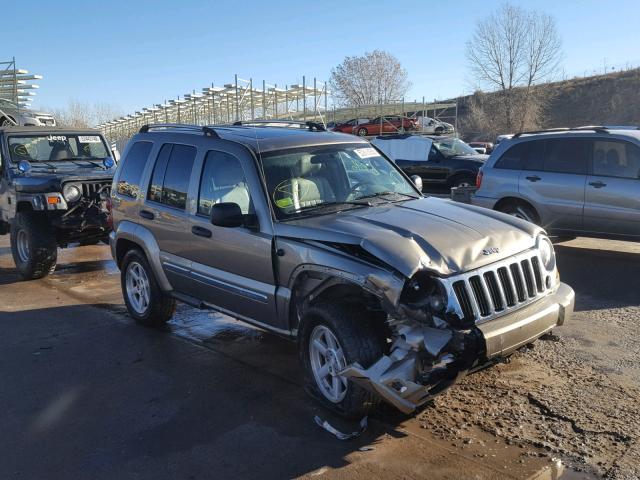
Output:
[[332, 118, 371, 133], [353, 116, 417, 136]]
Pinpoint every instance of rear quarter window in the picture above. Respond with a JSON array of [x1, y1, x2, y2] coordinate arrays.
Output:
[[494, 140, 544, 170], [116, 141, 153, 198]]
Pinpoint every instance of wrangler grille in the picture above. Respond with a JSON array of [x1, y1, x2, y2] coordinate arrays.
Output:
[[449, 250, 551, 324], [81, 181, 111, 199]]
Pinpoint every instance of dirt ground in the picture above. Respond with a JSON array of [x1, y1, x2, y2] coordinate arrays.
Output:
[[1, 236, 638, 479]]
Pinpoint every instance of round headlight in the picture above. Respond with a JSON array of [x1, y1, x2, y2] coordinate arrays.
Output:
[[63, 184, 82, 203], [538, 236, 555, 271]]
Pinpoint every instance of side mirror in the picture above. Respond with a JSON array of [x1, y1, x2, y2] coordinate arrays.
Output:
[[410, 175, 423, 192], [210, 202, 258, 229], [210, 202, 244, 228]]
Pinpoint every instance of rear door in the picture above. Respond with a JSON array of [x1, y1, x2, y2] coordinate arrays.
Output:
[[519, 137, 588, 232], [137, 143, 197, 290], [187, 146, 279, 328], [583, 138, 640, 237]]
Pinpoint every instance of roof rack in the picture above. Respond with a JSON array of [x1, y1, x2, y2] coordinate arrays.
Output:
[[231, 120, 326, 132], [513, 126, 611, 138], [139, 123, 220, 138]]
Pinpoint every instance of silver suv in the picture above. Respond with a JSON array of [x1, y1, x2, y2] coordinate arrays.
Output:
[[109, 122, 574, 417], [473, 126, 640, 240]]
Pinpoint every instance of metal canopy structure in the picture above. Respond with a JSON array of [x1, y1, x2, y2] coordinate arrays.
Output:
[[98, 74, 330, 143], [0, 58, 44, 108]]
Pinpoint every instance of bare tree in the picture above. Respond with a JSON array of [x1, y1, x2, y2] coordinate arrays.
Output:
[[329, 50, 411, 107], [49, 100, 123, 128], [466, 3, 561, 133]]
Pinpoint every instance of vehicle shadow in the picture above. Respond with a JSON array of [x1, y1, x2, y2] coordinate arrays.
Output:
[[0, 304, 410, 480], [555, 243, 640, 311]]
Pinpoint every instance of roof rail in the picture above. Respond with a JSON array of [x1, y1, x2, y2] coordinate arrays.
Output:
[[513, 126, 613, 138], [139, 123, 220, 138], [231, 120, 326, 132]]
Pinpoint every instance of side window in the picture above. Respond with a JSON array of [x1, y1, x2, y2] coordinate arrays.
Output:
[[496, 140, 545, 170], [198, 151, 252, 216], [428, 145, 439, 161], [592, 140, 640, 179], [543, 138, 589, 175], [147, 143, 196, 210], [147, 144, 172, 203], [117, 141, 152, 198], [495, 143, 527, 170]]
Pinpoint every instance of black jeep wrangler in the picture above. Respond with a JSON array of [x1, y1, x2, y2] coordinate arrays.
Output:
[[0, 127, 115, 279]]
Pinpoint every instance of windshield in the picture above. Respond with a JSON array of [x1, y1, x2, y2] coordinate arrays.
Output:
[[7, 134, 110, 163], [432, 137, 478, 157], [261, 143, 418, 220]]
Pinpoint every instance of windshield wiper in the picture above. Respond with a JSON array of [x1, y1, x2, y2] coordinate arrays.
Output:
[[356, 191, 419, 201], [61, 157, 105, 168], [296, 200, 372, 212]]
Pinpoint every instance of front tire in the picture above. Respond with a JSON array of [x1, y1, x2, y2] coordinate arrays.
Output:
[[357, 127, 368, 137], [10, 212, 57, 280], [121, 249, 175, 327], [300, 302, 384, 418]]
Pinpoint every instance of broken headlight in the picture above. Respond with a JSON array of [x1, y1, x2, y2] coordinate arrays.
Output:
[[402, 272, 447, 316], [62, 183, 82, 203]]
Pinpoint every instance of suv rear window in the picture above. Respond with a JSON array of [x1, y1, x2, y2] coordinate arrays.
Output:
[[117, 141, 152, 198], [147, 143, 196, 210]]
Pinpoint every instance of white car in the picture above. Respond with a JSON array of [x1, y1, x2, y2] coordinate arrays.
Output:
[[415, 116, 454, 135]]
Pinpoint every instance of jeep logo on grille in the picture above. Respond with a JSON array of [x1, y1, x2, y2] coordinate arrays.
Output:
[[482, 247, 500, 255]]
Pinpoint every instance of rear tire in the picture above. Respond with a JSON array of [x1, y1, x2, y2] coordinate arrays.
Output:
[[451, 176, 476, 189], [10, 212, 57, 280], [300, 302, 384, 419], [497, 201, 540, 225], [121, 249, 175, 327]]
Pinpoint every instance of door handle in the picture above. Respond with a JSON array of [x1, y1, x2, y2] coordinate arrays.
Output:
[[191, 225, 212, 238], [526, 175, 541, 182], [589, 181, 607, 188], [139, 209, 155, 220]]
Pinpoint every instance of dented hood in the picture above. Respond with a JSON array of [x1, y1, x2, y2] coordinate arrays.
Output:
[[275, 197, 541, 278]]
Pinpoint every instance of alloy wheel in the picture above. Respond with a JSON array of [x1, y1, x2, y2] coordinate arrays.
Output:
[[125, 261, 151, 315], [309, 325, 348, 403]]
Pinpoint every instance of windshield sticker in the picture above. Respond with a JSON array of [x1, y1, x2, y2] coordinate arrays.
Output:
[[78, 135, 101, 143], [47, 135, 68, 142], [12, 144, 30, 158], [353, 147, 378, 159]]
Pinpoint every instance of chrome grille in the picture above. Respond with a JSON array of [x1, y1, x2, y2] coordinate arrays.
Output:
[[447, 249, 552, 324]]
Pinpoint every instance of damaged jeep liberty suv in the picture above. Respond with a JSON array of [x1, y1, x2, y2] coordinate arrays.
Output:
[[0, 127, 115, 279], [110, 122, 575, 417]]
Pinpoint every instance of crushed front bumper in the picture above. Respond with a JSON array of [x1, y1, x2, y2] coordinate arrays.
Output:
[[477, 282, 574, 358], [341, 282, 574, 414]]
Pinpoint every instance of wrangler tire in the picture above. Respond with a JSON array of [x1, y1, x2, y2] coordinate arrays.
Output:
[[10, 212, 57, 280]]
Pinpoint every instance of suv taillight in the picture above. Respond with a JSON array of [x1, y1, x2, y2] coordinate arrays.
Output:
[[105, 196, 113, 230], [476, 170, 484, 189]]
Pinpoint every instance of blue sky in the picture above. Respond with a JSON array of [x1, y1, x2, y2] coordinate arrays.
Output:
[[5, 0, 640, 113]]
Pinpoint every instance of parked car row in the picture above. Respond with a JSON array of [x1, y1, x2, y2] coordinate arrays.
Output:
[[331, 115, 454, 137]]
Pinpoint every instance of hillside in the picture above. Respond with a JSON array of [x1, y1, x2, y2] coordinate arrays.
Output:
[[456, 68, 640, 139]]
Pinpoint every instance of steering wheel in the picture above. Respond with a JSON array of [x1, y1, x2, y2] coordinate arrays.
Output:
[[347, 181, 377, 199]]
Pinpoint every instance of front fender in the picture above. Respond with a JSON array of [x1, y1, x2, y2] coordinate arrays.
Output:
[[111, 220, 172, 292]]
